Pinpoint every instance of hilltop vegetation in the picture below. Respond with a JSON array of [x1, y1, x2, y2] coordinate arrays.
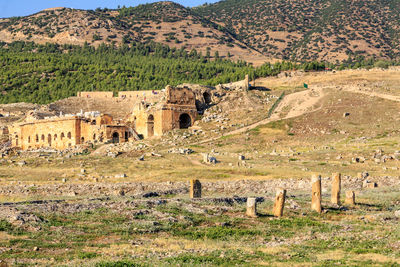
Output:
[[2, 0, 400, 63], [195, 0, 400, 61], [0, 41, 255, 104], [0, 2, 262, 63]]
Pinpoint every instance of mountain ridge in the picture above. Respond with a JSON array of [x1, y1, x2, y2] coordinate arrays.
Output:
[[1, 0, 400, 63]]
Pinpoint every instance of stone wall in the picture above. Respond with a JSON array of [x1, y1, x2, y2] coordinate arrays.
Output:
[[131, 86, 198, 138], [77, 92, 114, 98], [10, 114, 132, 150]]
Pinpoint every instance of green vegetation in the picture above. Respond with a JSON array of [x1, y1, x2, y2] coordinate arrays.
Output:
[[0, 41, 253, 104], [1, 40, 399, 104]]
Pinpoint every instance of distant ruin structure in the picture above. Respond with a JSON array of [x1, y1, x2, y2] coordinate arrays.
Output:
[[130, 85, 199, 138], [8, 76, 251, 150], [9, 112, 133, 150]]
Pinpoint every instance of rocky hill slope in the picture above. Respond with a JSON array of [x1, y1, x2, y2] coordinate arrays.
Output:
[[0, 2, 265, 63], [195, 0, 400, 61], [1, 0, 400, 63]]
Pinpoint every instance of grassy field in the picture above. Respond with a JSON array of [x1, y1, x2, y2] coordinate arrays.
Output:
[[0, 187, 399, 266], [1, 68, 400, 266]]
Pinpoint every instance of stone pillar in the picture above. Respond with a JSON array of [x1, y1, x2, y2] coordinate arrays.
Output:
[[345, 191, 355, 205], [273, 188, 286, 217], [331, 173, 341, 205], [246, 197, 257, 217], [311, 175, 322, 213], [190, 179, 201, 199]]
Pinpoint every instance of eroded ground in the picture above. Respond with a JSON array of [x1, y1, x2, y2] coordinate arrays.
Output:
[[1, 68, 400, 266]]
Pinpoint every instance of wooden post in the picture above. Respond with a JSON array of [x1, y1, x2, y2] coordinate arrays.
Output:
[[246, 197, 257, 217], [273, 188, 286, 217], [311, 175, 322, 213], [331, 173, 341, 205], [190, 179, 201, 199], [345, 191, 355, 205]]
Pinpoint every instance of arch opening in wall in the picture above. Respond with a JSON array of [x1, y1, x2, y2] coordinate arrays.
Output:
[[28, 136, 31, 143], [47, 134, 52, 146], [81, 137, 85, 143], [54, 134, 57, 141], [41, 134, 45, 141], [147, 114, 154, 137], [67, 132, 71, 139], [36, 134, 39, 143], [93, 133, 96, 140], [203, 92, 211, 104], [61, 133, 65, 140], [112, 132, 119, 143], [179, 113, 192, 129]]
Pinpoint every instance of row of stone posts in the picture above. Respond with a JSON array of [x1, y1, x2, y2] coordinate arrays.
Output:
[[190, 179, 286, 217], [190, 174, 356, 217], [312, 173, 355, 213]]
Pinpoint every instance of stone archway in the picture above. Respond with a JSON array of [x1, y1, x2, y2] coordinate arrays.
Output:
[[179, 113, 192, 129], [203, 92, 211, 104], [48, 134, 52, 147], [112, 132, 119, 143], [147, 115, 154, 137]]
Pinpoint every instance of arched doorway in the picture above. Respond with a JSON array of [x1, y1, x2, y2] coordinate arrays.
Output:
[[179, 113, 192, 129], [112, 132, 119, 143], [203, 92, 211, 104], [147, 115, 154, 137], [48, 134, 52, 146]]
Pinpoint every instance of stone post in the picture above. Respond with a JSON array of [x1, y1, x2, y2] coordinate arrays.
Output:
[[246, 197, 257, 217], [345, 191, 355, 205], [311, 175, 322, 213], [331, 173, 341, 205], [190, 179, 201, 199], [273, 188, 286, 217]]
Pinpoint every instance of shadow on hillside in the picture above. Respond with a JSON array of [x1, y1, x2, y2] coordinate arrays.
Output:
[[249, 86, 271, 92]]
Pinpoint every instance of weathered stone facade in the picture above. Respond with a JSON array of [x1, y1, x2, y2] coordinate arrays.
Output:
[[9, 112, 133, 150], [130, 86, 199, 138], [9, 84, 216, 150]]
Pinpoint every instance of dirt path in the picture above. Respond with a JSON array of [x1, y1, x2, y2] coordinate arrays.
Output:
[[198, 87, 325, 144], [341, 86, 400, 102]]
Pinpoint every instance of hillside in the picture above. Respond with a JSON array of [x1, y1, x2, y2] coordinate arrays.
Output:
[[0, 2, 266, 64], [1, 0, 400, 63], [195, 0, 400, 61]]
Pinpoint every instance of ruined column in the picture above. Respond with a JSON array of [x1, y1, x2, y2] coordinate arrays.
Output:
[[345, 191, 355, 205], [331, 173, 341, 205], [273, 188, 286, 217], [311, 175, 322, 213], [246, 197, 257, 217], [190, 179, 201, 199]]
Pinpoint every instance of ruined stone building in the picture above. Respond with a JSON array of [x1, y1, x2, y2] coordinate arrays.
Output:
[[8, 82, 219, 150], [130, 86, 201, 138], [9, 111, 133, 150]]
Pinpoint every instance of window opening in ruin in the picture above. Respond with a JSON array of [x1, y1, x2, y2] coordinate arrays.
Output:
[[67, 132, 71, 139], [15, 135, 18, 146], [81, 137, 85, 144], [54, 134, 57, 141], [48, 134, 52, 146], [179, 113, 192, 129], [203, 92, 211, 104], [36, 135, 39, 142], [147, 115, 154, 137], [61, 133, 65, 140], [125, 131, 129, 142], [28, 136, 31, 143], [93, 133, 96, 140], [112, 132, 119, 143], [41, 134, 45, 141]]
